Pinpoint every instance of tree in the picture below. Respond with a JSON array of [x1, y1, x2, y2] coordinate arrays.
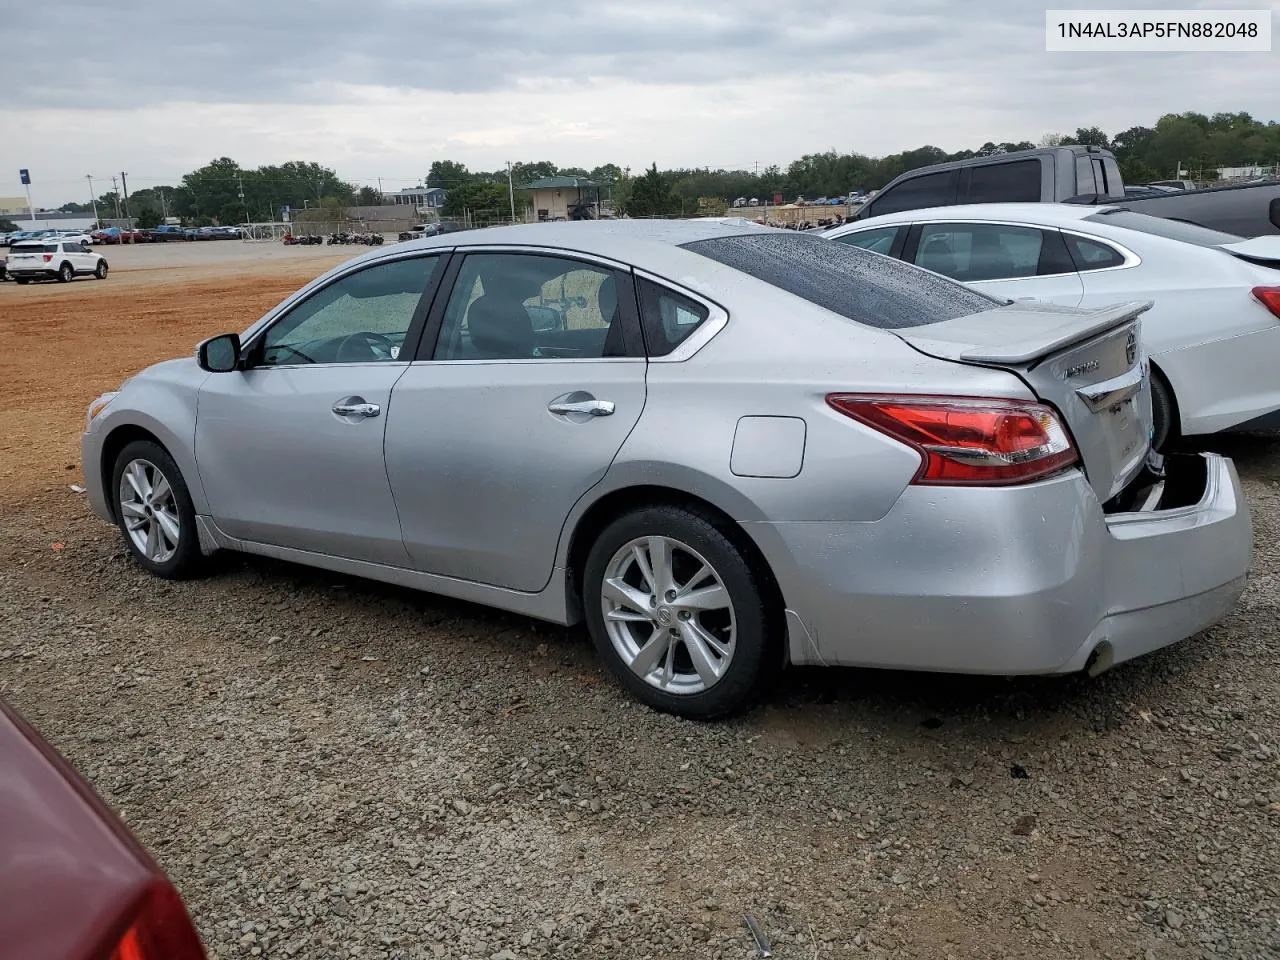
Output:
[[136, 209, 163, 229], [623, 164, 679, 217], [427, 161, 472, 188], [511, 161, 559, 184], [0, 218, 19, 232], [442, 179, 510, 220], [1071, 126, 1111, 148], [356, 186, 383, 205]]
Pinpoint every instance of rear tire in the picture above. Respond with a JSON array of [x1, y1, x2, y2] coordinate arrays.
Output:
[[582, 504, 777, 719], [1151, 370, 1177, 452], [111, 440, 207, 580], [58, 262, 73, 283], [15, 278, 29, 285], [94, 260, 109, 280]]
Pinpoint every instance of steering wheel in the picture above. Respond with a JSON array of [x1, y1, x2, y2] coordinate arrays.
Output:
[[335, 331, 398, 362]]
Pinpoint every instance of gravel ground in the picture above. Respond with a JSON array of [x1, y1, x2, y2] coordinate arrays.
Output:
[[1, 434, 1277, 960], [2, 263, 1278, 958]]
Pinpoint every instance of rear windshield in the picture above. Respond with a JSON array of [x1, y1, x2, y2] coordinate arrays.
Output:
[[681, 233, 1000, 329], [1085, 209, 1242, 246], [12, 243, 57, 253]]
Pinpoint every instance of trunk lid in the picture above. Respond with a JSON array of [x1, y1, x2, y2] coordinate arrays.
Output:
[[1218, 236, 1280, 268], [895, 300, 1154, 503]]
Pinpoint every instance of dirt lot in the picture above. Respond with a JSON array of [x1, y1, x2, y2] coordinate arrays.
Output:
[[1, 248, 1278, 959]]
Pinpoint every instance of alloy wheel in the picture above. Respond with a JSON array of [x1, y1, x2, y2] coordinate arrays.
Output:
[[118, 458, 181, 563], [600, 535, 737, 695]]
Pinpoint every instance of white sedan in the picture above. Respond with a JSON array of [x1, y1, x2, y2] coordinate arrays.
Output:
[[824, 203, 1280, 447]]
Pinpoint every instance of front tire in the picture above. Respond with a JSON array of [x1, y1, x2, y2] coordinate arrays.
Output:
[[583, 505, 777, 719], [111, 440, 206, 579], [1151, 370, 1177, 452], [94, 260, 109, 280], [15, 278, 29, 285]]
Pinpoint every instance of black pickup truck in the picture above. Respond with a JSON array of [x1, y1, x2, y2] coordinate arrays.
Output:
[[856, 145, 1280, 237]]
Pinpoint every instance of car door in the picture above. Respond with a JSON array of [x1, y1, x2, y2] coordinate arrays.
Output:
[[905, 221, 1085, 306], [65, 241, 94, 273], [384, 250, 648, 592], [195, 252, 446, 565]]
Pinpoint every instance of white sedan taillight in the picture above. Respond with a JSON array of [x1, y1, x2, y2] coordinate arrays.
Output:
[[827, 394, 1080, 486]]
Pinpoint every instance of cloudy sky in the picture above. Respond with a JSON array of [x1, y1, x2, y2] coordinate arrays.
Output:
[[3, 0, 1277, 206]]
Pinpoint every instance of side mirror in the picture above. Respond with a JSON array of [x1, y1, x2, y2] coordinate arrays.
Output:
[[197, 333, 242, 372]]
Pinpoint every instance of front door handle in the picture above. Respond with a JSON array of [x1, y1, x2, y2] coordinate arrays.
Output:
[[332, 396, 381, 419]]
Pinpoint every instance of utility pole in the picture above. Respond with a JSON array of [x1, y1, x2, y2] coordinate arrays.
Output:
[[238, 173, 249, 224], [110, 176, 122, 219], [86, 175, 100, 225], [506, 162, 517, 222], [120, 171, 131, 219], [158, 187, 168, 221], [377, 176, 383, 201]]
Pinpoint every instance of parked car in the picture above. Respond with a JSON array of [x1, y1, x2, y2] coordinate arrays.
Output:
[[853, 145, 1125, 221], [80, 221, 1251, 718], [6, 238, 108, 282], [825, 203, 1280, 447], [148, 225, 188, 242], [55, 232, 95, 246], [91, 227, 123, 245], [0, 699, 207, 959], [211, 226, 242, 239]]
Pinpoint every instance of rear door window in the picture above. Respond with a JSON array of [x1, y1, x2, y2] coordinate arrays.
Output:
[[962, 160, 1042, 204], [681, 232, 999, 330], [12, 243, 56, 254], [912, 223, 1046, 281], [871, 171, 956, 215]]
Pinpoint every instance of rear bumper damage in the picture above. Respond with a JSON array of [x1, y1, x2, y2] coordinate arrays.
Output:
[[753, 452, 1251, 674]]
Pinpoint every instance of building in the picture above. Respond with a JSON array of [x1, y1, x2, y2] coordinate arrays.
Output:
[[1217, 165, 1276, 181], [0, 196, 32, 218], [519, 177, 610, 221], [385, 186, 447, 210]]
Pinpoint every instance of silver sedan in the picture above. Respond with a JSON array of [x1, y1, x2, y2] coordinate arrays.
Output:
[[81, 220, 1252, 718]]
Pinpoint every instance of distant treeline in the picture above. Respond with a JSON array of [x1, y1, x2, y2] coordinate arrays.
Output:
[[55, 111, 1279, 225]]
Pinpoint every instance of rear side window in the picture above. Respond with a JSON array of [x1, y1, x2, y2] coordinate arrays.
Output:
[[12, 243, 57, 253], [636, 278, 709, 356], [1075, 156, 1096, 196], [871, 171, 955, 215], [682, 233, 1000, 330], [1065, 235, 1126, 270], [963, 160, 1041, 204]]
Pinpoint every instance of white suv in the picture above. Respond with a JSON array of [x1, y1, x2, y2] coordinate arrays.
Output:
[[6, 239, 108, 283]]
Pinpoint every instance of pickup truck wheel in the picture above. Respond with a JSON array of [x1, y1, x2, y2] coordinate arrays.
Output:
[[94, 261, 109, 280], [58, 262, 73, 283]]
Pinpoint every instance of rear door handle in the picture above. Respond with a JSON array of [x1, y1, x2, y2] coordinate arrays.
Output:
[[332, 397, 381, 419], [548, 399, 614, 417], [548, 394, 615, 418]]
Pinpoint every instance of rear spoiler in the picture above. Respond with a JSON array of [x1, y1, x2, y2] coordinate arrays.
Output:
[[960, 301, 1153, 364]]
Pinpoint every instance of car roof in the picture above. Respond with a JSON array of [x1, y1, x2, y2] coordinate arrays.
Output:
[[391, 218, 775, 258], [827, 202, 1122, 234]]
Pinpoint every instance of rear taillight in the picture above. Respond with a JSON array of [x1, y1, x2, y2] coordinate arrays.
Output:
[[827, 394, 1079, 486], [106, 880, 206, 960], [1253, 286, 1280, 319], [42, 254, 52, 262]]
